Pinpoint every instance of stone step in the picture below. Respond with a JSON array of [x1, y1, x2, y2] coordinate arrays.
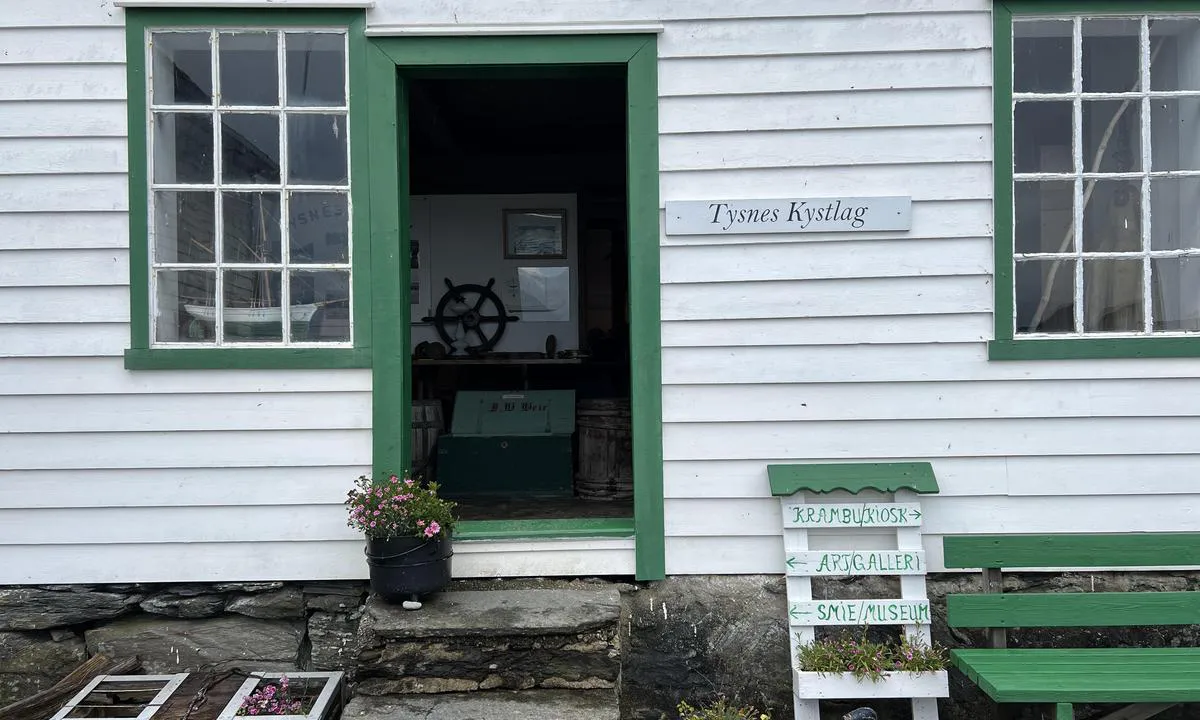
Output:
[[344, 690, 619, 720], [353, 588, 622, 695]]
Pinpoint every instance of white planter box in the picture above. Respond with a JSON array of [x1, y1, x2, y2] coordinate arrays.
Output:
[[792, 669, 948, 699], [217, 671, 345, 720]]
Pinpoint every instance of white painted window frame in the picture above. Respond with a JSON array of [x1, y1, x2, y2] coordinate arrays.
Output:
[[216, 671, 344, 720], [50, 673, 189, 720], [1012, 13, 1200, 337], [147, 26, 353, 348]]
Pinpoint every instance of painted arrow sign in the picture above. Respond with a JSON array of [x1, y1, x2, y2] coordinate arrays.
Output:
[[788, 599, 931, 626], [785, 550, 925, 576], [782, 502, 924, 529]]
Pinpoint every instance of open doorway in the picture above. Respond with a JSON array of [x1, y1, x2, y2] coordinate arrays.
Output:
[[404, 69, 633, 523]]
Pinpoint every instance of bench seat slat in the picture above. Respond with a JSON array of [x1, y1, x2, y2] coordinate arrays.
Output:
[[947, 591, 1200, 628], [952, 649, 1200, 703], [943, 533, 1200, 569]]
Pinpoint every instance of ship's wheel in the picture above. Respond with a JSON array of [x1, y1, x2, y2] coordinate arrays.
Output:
[[424, 277, 518, 355]]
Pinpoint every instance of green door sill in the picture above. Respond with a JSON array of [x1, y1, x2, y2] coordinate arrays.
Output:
[[453, 518, 635, 541]]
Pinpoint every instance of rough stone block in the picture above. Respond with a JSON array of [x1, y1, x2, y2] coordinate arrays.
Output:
[[140, 592, 227, 619], [0, 631, 86, 706], [0, 588, 139, 630], [343, 689, 619, 720], [307, 611, 362, 671], [84, 615, 303, 673], [227, 588, 305, 619]]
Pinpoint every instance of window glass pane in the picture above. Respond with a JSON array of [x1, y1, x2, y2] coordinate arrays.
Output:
[[1084, 259, 1143, 332], [290, 270, 350, 342], [287, 114, 348, 184], [1014, 20, 1073, 93], [1151, 97, 1200, 171], [1082, 179, 1142, 252], [290, 192, 348, 263], [1015, 101, 1073, 173], [1082, 18, 1141, 93], [156, 269, 215, 343], [1150, 177, 1200, 250], [155, 191, 215, 263], [151, 32, 212, 105], [1082, 100, 1141, 173], [223, 192, 281, 263], [1016, 259, 1076, 333], [1151, 17, 1200, 91], [153, 113, 213, 184], [1015, 180, 1074, 254], [221, 113, 280, 183], [286, 33, 345, 107], [223, 269, 283, 343], [1152, 257, 1200, 331], [218, 32, 278, 106]]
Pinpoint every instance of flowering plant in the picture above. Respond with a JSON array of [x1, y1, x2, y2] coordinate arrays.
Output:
[[346, 472, 456, 541], [796, 630, 947, 682], [673, 696, 771, 720], [236, 675, 307, 716]]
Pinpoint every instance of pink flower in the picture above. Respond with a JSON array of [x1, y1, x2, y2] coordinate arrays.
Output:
[[417, 520, 426, 527], [405, 478, 414, 486]]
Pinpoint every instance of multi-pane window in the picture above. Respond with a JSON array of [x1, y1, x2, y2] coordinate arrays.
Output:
[[1012, 14, 1200, 336], [148, 29, 351, 346]]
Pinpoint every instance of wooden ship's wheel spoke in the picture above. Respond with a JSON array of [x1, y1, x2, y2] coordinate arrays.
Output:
[[423, 276, 519, 355]]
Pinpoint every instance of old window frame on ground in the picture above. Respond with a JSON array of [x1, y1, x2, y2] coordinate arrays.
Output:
[[122, 8, 371, 370], [992, 1, 1200, 360]]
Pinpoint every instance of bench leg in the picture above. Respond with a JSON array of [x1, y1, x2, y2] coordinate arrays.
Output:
[[1097, 703, 1179, 720], [910, 697, 938, 720], [1057, 703, 1074, 720]]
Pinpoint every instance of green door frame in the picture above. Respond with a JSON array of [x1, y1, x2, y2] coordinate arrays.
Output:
[[363, 34, 665, 580]]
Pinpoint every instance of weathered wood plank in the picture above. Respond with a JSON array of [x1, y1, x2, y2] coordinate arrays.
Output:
[[0, 137, 128, 175], [0, 101, 126, 138], [0, 249, 127, 287], [0, 64, 126, 101], [943, 534, 1200, 570], [0, 27, 125, 64], [0, 212, 128, 250], [662, 166, 992, 203], [661, 313, 993, 347], [0, 323, 127, 357]]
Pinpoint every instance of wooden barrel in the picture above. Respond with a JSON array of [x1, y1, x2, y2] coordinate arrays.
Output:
[[411, 399, 444, 474], [575, 398, 633, 501]]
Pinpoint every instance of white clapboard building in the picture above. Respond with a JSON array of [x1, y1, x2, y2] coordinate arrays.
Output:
[[2, 0, 1198, 585]]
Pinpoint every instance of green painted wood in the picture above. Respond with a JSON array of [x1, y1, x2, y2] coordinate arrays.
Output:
[[454, 517, 635, 541], [361, 34, 664, 579], [348, 14, 373, 352], [1056, 704, 1073, 720], [123, 347, 370, 370], [989, 337, 1200, 360], [992, 2, 1014, 343], [947, 592, 1200, 628], [943, 533, 1200, 569], [951, 648, 1200, 703], [767, 462, 938, 497], [1005, 0, 1200, 14], [366, 43, 405, 479], [123, 8, 370, 368]]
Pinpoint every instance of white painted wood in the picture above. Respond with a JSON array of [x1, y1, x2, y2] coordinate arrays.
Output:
[[661, 238, 989, 283], [0, 538, 634, 583], [0, 466, 369, 509], [0, 27, 125, 65], [663, 379, 1200, 422], [366, 22, 662, 36], [789, 599, 931, 626], [782, 503, 924, 529], [0, 249, 127, 287], [655, 15, 990, 58], [895, 490, 932, 644], [0, 286, 128, 323], [661, 314, 993, 348], [0, 174, 127, 211], [0, 138, 128, 175], [0, 391, 370, 432], [666, 197, 913, 236], [0, 323, 127, 357], [661, 126, 990, 171], [0, 100, 128, 138], [0, 1, 121, 27], [0, 358, 371, 395], [216, 672, 344, 720], [792, 670, 949, 699], [662, 200, 992, 245], [662, 167, 993, 204], [0, 212, 128, 250], [661, 88, 991, 133], [662, 275, 990, 321], [660, 50, 991, 97], [0, 429, 372, 470], [661, 344, 1200, 385], [785, 550, 926, 576], [0, 65, 125, 101], [119, 0, 372, 6]]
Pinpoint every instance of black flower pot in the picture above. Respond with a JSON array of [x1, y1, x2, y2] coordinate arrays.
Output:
[[365, 535, 453, 604]]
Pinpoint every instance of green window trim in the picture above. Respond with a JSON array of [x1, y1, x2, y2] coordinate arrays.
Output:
[[364, 34, 665, 580], [123, 8, 372, 370], [991, 0, 1200, 361]]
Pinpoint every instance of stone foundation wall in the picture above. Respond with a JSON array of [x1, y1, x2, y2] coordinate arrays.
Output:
[[2, 573, 1197, 720]]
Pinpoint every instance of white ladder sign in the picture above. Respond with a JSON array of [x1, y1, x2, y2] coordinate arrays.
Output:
[[783, 492, 948, 720]]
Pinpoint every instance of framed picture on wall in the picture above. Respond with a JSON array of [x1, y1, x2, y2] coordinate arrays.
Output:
[[504, 209, 567, 259]]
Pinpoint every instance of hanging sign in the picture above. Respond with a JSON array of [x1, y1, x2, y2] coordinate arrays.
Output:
[[664, 197, 912, 235], [785, 550, 925, 576], [788, 599, 931, 626], [783, 503, 923, 529]]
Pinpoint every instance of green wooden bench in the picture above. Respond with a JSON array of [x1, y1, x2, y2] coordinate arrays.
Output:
[[943, 533, 1200, 720]]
